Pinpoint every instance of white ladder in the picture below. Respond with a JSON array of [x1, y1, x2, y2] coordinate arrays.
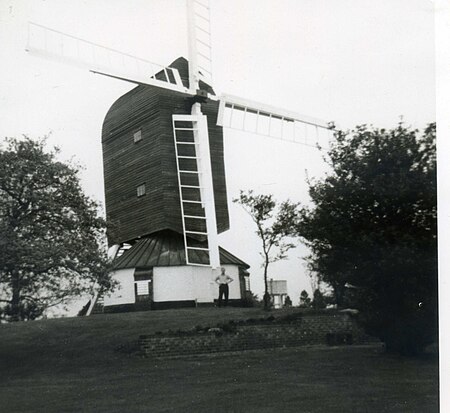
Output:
[[172, 113, 220, 268]]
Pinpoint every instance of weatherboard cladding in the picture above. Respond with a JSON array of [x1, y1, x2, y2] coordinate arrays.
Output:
[[113, 230, 249, 270], [102, 58, 229, 245]]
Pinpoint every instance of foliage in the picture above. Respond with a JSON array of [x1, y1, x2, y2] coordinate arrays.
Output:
[[284, 295, 292, 307], [233, 190, 298, 310], [311, 289, 327, 309], [241, 291, 260, 308], [0, 136, 115, 321], [299, 290, 312, 308], [297, 123, 437, 355]]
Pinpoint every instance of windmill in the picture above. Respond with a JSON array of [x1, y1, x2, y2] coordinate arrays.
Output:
[[26, 0, 332, 312]]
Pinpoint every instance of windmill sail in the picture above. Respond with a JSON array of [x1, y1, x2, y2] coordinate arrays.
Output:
[[26, 22, 190, 93], [217, 94, 333, 148], [187, 0, 213, 91]]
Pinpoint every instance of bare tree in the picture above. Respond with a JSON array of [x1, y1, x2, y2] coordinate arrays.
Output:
[[234, 190, 298, 310]]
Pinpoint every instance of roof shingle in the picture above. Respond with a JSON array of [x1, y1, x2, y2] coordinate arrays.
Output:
[[113, 230, 249, 270]]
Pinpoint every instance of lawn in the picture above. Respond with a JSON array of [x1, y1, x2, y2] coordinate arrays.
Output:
[[0, 308, 439, 412]]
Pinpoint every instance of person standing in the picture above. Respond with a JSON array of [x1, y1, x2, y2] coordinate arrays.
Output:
[[215, 267, 234, 307]]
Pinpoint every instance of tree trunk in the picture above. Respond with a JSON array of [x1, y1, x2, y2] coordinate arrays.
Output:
[[333, 283, 344, 308], [263, 260, 270, 311], [10, 271, 21, 322]]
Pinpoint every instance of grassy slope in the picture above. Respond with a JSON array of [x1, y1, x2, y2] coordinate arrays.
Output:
[[0, 308, 439, 413], [0, 308, 273, 369]]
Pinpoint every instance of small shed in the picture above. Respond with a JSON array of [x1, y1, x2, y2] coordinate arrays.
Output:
[[268, 279, 288, 309]]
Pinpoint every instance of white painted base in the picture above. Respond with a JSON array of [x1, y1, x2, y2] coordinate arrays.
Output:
[[103, 268, 136, 306], [103, 265, 241, 307]]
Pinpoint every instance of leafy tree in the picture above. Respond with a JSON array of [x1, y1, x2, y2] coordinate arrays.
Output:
[[234, 190, 298, 310], [284, 295, 292, 308], [299, 290, 311, 308], [0, 137, 115, 321], [311, 289, 327, 309], [297, 123, 437, 354]]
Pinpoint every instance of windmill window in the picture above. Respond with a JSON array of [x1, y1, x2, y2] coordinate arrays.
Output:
[[133, 129, 142, 143], [137, 184, 146, 197], [245, 276, 251, 291], [135, 280, 150, 296], [134, 269, 153, 300]]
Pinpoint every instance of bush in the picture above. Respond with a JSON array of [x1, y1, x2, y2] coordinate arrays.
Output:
[[312, 289, 327, 309], [241, 291, 259, 307]]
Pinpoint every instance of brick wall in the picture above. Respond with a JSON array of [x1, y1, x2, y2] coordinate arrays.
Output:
[[139, 313, 374, 358]]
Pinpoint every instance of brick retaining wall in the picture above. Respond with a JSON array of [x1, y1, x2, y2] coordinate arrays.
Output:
[[139, 312, 374, 358]]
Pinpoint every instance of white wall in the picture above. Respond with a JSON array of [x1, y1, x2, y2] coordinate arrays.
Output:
[[154, 265, 242, 303], [103, 268, 135, 306], [192, 267, 217, 303], [153, 266, 196, 302], [220, 265, 241, 300], [103, 265, 243, 306]]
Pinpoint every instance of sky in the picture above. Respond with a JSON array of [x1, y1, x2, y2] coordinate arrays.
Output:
[[0, 0, 437, 307]]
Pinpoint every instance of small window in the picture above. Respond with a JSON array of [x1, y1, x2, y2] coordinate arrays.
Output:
[[133, 129, 142, 143], [137, 184, 146, 197], [134, 269, 152, 299], [135, 280, 150, 296], [245, 276, 251, 291]]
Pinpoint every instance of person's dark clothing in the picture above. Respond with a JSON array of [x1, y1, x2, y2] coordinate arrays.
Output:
[[218, 283, 229, 307]]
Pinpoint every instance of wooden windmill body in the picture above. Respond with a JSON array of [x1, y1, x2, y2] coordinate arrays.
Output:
[[102, 57, 229, 245], [25, 0, 332, 313], [100, 57, 248, 311]]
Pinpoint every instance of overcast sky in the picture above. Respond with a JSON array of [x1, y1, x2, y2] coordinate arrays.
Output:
[[0, 0, 436, 305]]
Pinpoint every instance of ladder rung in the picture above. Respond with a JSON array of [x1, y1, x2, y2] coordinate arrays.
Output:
[[194, 0, 210, 11], [196, 38, 212, 49], [186, 260, 211, 267], [184, 215, 206, 220], [186, 230, 208, 235], [182, 200, 203, 204], [197, 65, 212, 75], [195, 25, 211, 37], [180, 170, 202, 174], [187, 246, 209, 251], [180, 185, 202, 189], [195, 13, 210, 23], [174, 127, 197, 131], [178, 156, 199, 159], [176, 142, 197, 145], [197, 51, 212, 61]]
